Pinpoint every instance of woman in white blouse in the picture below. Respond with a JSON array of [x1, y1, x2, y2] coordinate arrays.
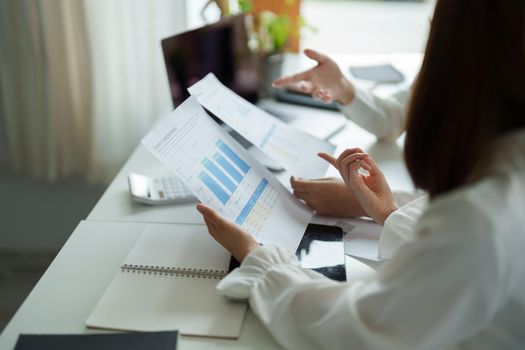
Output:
[[196, 0, 525, 348]]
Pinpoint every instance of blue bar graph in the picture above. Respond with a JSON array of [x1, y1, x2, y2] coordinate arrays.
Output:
[[214, 153, 243, 183], [202, 159, 237, 193], [235, 179, 268, 225], [199, 172, 230, 205], [216, 140, 250, 173]]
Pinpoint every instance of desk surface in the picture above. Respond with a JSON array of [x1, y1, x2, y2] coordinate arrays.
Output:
[[0, 221, 375, 350], [1, 53, 420, 350]]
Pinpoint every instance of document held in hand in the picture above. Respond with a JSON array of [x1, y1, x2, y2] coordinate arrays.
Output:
[[188, 73, 336, 179], [142, 97, 313, 252]]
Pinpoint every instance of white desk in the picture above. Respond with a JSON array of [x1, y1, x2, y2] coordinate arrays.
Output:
[[1, 53, 420, 349], [0, 221, 376, 350]]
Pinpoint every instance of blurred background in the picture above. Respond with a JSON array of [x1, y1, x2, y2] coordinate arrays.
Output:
[[0, 0, 434, 332]]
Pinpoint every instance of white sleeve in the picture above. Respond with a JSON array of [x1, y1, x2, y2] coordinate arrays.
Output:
[[392, 190, 426, 207], [217, 199, 502, 350], [339, 86, 410, 142], [379, 192, 428, 259]]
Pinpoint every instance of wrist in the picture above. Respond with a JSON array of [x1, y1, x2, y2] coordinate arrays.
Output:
[[377, 203, 398, 225], [235, 240, 260, 263], [336, 77, 355, 105]]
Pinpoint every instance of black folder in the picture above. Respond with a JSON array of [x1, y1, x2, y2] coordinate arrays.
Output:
[[14, 331, 179, 350]]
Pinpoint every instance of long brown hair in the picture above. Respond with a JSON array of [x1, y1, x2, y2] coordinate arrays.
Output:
[[404, 0, 525, 198]]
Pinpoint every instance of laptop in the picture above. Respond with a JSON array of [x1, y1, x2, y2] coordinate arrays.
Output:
[[160, 15, 346, 147]]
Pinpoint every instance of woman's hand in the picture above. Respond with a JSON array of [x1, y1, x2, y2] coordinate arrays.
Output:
[[290, 176, 367, 217], [272, 49, 355, 105], [318, 149, 398, 225], [196, 204, 259, 262]]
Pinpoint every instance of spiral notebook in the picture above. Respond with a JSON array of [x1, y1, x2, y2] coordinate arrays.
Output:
[[86, 224, 247, 339]]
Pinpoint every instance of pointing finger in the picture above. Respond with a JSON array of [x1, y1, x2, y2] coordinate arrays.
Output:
[[318, 153, 338, 169], [272, 70, 311, 87]]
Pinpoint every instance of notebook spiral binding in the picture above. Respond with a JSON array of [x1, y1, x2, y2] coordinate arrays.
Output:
[[121, 264, 227, 279]]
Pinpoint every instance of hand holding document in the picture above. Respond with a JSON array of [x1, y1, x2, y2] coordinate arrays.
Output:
[[142, 97, 313, 252], [188, 74, 336, 179]]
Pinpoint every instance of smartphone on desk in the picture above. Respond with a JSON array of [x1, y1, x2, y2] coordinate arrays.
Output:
[[128, 173, 198, 205]]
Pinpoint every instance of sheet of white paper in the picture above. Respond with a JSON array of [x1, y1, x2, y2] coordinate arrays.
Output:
[[124, 224, 230, 270], [311, 215, 383, 262], [188, 73, 336, 179], [142, 97, 312, 252]]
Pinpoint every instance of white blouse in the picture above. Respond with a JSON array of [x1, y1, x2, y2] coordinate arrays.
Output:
[[341, 85, 429, 259], [339, 85, 411, 142], [217, 87, 525, 349]]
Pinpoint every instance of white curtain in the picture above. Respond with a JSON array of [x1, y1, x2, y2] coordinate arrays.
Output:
[[0, 0, 186, 183], [0, 0, 93, 180], [85, 0, 186, 182]]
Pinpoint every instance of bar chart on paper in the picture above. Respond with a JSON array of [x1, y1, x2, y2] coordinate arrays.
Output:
[[198, 140, 248, 205], [196, 139, 279, 236], [142, 96, 312, 251]]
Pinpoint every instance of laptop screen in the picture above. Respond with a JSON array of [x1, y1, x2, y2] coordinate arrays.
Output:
[[161, 14, 259, 109]]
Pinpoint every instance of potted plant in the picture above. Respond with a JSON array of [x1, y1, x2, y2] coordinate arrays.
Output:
[[203, 0, 310, 97], [240, 0, 302, 54]]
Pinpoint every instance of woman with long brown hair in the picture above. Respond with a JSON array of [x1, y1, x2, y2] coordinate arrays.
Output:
[[196, 0, 525, 348]]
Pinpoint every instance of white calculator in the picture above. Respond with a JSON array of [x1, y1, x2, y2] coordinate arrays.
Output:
[[128, 173, 198, 205]]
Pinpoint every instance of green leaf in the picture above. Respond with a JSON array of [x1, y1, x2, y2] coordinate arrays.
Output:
[[238, 0, 252, 13], [267, 15, 290, 52]]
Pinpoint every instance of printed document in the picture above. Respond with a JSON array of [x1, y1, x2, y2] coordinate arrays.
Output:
[[142, 97, 313, 252], [188, 73, 336, 179]]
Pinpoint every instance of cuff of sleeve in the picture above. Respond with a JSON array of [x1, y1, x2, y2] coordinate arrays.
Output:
[[379, 195, 428, 259], [392, 190, 426, 207], [338, 86, 379, 128], [216, 245, 300, 300]]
